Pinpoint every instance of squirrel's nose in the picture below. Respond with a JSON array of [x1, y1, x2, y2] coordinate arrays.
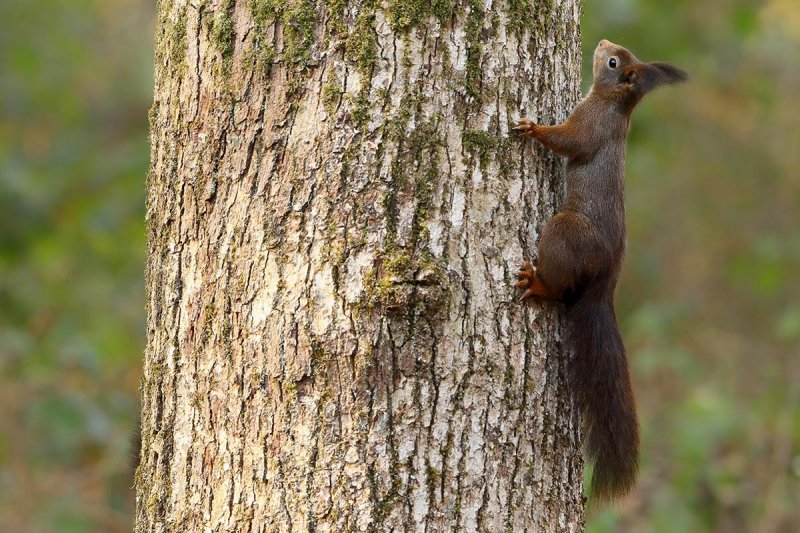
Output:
[[598, 39, 611, 49]]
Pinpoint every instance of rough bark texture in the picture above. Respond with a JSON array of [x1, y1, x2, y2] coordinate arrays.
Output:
[[137, 0, 584, 531]]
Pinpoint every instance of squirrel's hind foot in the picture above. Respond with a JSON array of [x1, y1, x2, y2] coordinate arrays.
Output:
[[516, 261, 553, 300]]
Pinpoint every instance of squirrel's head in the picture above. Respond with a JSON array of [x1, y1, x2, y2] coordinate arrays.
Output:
[[591, 39, 687, 110]]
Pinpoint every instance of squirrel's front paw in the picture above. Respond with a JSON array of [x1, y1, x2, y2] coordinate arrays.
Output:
[[513, 118, 538, 137]]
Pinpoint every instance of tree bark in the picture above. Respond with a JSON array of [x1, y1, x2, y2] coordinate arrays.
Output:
[[137, 0, 583, 531]]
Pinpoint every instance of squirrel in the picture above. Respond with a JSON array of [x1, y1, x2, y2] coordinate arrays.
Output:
[[514, 39, 687, 501]]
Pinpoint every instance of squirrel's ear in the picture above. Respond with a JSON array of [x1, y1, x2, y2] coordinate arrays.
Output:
[[622, 66, 639, 86]]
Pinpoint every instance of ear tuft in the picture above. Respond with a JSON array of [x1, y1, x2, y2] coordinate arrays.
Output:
[[651, 62, 688, 84]]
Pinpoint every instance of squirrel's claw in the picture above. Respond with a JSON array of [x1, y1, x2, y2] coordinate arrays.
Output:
[[521, 288, 537, 300]]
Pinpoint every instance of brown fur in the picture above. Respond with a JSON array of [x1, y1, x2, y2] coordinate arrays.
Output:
[[515, 40, 686, 501]]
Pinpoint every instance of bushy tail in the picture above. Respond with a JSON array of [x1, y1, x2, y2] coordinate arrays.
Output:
[[566, 281, 639, 501]]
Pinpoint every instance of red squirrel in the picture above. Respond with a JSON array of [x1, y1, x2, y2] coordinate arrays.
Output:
[[515, 39, 687, 501]]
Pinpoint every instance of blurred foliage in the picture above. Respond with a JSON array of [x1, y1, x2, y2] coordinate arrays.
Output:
[[1, 0, 798, 531], [0, 0, 152, 530]]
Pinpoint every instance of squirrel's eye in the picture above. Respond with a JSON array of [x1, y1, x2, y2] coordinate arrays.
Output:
[[608, 57, 618, 68]]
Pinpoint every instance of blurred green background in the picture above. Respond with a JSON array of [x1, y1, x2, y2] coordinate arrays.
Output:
[[1, 0, 798, 531], [0, 0, 152, 530]]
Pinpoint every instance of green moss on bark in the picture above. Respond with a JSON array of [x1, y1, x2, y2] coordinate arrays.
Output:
[[465, 0, 485, 102], [325, 0, 349, 36], [345, 4, 378, 76], [432, 0, 455, 23], [322, 76, 343, 115], [250, 0, 318, 69], [386, 0, 427, 32], [168, 6, 188, 71], [462, 129, 496, 171], [506, 0, 533, 35], [207, 0, 235, 73], [283, 0, 318, 66], [250, 0, 281, 26], [407, 119, 442, 227], [363, 251, 447, 316], [386, 0, 454, 31]]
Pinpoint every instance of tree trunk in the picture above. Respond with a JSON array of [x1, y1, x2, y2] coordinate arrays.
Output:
[[137, 0, 583, 531]]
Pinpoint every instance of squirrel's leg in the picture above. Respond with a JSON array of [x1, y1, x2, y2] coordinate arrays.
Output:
[[518, 212, 592, 301], [514, 119, 580, 158]]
